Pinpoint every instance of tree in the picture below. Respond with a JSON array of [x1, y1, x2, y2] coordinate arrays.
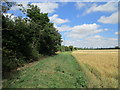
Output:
[[1, 1, 16, 13], [74, 47, 78, 50], [115, 46, 119, 49], [2, 3, 62, 75], [26, 4, 62, 55], [69, 46, 74, 51]]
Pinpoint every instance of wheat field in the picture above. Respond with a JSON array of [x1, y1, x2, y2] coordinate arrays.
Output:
[[72, 50, 118, 88]]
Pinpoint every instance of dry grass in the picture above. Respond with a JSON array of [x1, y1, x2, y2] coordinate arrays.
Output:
[[72, 50, 118, 88]]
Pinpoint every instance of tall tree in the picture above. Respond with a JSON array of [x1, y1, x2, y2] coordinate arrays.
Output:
[[2, 3, 62, 75]]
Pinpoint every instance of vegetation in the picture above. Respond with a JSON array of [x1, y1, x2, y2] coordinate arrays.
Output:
[[2, 2, 16, 13], [2, 3, 61, 76], [3, 52, 87, 88], [2, 2, 119, 88], [72, 50, 118, 88], [59, 46, 120, 51], [59, 45, 75, 52]]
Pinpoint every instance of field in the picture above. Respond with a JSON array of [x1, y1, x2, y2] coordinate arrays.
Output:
[[3, 52, 87, 88], [72, 50, 118, 88], [3, 50, 118, 88]]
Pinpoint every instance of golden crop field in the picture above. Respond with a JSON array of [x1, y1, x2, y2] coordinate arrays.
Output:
[[72, 50, 118, 88]]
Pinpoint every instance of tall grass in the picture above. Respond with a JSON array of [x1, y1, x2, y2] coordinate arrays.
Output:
[[72, 50, 118, 88]]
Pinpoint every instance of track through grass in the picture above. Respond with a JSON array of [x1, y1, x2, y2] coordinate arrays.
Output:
[[3, 52, 87, 88]]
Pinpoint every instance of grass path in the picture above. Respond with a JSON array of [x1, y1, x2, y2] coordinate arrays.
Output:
[[3, 52, 87, 88]]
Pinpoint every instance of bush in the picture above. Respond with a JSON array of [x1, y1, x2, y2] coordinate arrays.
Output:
[[3, 55, 25, 73]]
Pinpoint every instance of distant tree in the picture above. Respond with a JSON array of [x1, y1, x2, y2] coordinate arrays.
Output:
[[74, 47, 78, 50], [60, 45, 65, 52], [115, 46, 119, 49], [69, 46, 74, 51], [64, 46, 70, 51]]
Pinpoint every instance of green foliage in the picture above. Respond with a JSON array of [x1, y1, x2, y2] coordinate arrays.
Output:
[[59, 45, 74, 52], [59, 45, 65, 52], [69, 46, 74, 51], [38, 23, 61, 55], [2, 47, 25, 74], [74, 47, 78, 50], [2, 2, 16, 13], [65, 46, 70, 51], [2, 3, 62, 75], [115, 46, 119, 49]]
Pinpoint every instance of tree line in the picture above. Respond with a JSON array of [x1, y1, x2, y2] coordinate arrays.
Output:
[[2, 3, 62, 76], [59, 45, 78, 52], [59, 45, 120, 51]]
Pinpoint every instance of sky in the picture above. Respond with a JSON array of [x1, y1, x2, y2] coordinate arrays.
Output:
[[4, 2, 119, 48]]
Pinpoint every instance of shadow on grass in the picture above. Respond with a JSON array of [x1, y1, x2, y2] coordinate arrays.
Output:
[[2, 53, 58, 80], [3, 69, 21, 80]]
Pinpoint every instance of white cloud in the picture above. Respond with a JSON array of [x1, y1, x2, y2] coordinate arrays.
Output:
[[3, 13, 16, 21], [75, 2, 86, 9], [57, 25, 71, 32], [6, 0, 120, 2], [10, 6, 20, 11], [60, 23, 113, 48], [10, 2, 29, 11], [71, 23, 99, 32], [115, 32, 118, 35], [98, 12, 118, 24], [49, 14, 69, 25], [64, 23, 107, 39], [63, 35, 118, 48], [115, 31, 120, 35], [84, 35, 118, 48], [10, 2, 58, 14], [31, 3, 58, 13], [92, 35, 103, 38], [57, 24, 109, 42], [85, 2, 117, 14], [86, 35, 117, 41]]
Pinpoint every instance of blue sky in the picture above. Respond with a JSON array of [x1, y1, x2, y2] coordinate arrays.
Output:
[[4, 2, 119, 48]]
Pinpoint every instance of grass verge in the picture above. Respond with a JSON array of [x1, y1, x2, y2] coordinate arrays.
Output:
[[3, 52, 87, 88]]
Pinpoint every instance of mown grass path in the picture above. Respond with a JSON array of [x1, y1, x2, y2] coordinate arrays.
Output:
[[3, 52, 87, 88]]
